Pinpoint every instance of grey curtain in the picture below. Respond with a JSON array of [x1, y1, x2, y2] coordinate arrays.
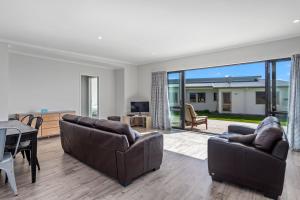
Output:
[[151, 71, 171, 130], [287, 54, 300, 150]]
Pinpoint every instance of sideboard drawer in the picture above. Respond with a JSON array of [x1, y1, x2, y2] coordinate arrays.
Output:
[[42, 121, 59, 129], [42, 113, 60, 121]]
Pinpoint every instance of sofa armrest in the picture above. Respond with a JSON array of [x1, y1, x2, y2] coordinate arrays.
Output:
[[272, 140, 289, 161], [208, 137, 284, 167], [228, 124, 256, 135], [116, 132, 163, 185]]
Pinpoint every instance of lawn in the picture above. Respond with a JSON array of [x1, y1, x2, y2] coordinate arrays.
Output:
[[170, 110, 288, 125], [196, 111, 264, 124], [170, 111, 265, 124]]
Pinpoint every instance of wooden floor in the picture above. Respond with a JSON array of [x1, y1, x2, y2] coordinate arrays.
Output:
[[0, 131, 300, 200]]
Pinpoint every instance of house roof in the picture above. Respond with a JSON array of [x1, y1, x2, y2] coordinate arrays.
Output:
[[168, 76, 289, 88]]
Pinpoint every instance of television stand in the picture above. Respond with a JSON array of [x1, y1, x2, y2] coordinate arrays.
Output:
[[122, 115, 152, 129]]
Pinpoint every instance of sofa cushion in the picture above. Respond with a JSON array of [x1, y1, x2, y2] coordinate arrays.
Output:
[[228, 134, 257, 145], [253, 123, 283, 151], [94, 120, 136, 144], [62, 114, 80, 124], [77, 117, 97, 128]]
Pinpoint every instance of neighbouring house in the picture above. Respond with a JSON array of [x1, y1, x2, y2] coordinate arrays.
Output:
[[168, 76, 289, 115]]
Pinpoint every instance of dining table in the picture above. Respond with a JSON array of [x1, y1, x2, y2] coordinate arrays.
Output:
[[0, 120, 38, 183]]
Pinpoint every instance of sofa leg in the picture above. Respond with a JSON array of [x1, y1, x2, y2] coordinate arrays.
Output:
[[119, 180, 131, 187], [152, 167, 160, 171], [264, 192, 278, 200]]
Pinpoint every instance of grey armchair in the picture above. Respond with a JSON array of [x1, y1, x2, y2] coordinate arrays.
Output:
[[0, 128, 22, 195]]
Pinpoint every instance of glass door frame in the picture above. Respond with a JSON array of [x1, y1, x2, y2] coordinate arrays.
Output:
[[167, 71, 185, 129], [265, 58, 291, 117]]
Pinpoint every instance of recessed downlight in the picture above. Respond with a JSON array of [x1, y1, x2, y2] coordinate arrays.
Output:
[[293, 19, 300, 24], [98, 36, 103, 40]]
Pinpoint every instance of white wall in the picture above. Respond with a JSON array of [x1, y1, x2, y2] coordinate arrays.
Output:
[[114, 66, 139, 115], [124, 66, 139, 113], [218, 88, 265, 115], [0, 43, 9, 120], [186, 89, 218, 112], [277, 87, 289, 112], [136, 36, 300, 103], [8, 53, 116, 119], [114, 68, 125, 115]]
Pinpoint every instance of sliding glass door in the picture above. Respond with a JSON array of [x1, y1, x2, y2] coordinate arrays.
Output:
[[167, 58, 291, 132], [168, 71, 185, 129]]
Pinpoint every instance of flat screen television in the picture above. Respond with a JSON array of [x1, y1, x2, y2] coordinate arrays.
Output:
[[131, 101, 149, 113]]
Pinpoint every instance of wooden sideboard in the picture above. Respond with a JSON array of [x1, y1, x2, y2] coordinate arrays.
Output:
[[122, 115, 152, 129], [16, 110, 75, 138]]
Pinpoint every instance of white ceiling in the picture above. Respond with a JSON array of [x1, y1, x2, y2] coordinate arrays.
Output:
[[1, 0, 300, 66]]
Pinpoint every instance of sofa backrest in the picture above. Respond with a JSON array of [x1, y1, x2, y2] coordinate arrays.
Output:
[[62, 114, 137, 145], [253, 116, 285, 152], [93, 119, 137, 144], [185, 103, 197, 122]]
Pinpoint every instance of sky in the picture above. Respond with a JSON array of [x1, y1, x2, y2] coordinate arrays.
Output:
[[168, 60, 291, 81]]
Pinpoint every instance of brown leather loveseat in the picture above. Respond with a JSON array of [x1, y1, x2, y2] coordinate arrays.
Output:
[[208, 116, 289, 199], [60, 114, 163, 186]]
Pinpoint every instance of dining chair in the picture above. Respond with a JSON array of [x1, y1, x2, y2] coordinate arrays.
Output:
[[5, 116, 42, 170], [22, 116, 43, 170], [20, 114, 34, 159], [21, 114, 34, 126], [0, 128, 22, 195]]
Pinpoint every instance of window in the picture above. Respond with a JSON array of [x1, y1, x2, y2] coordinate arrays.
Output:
[[213, 92, 217, 101], [256, 91, 265, 104], [169, 91, 178, 104], [173, 92, 178, 103], [190, 93, 196, 102], [198, 93, 206, 103]]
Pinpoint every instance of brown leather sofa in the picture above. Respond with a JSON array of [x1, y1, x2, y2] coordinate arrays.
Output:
[[59, 114, 163, 186], [208, 116, 289, 199]]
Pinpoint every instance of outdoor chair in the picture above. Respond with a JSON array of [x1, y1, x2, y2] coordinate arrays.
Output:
[[185, 103, 208, 130]]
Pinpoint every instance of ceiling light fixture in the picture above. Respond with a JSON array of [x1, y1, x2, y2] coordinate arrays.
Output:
[[293, 19, 300, 24], [98, 36, 103, 40]]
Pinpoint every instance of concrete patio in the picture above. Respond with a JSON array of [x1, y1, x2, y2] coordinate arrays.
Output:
[[185, 119, 258, 134]]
